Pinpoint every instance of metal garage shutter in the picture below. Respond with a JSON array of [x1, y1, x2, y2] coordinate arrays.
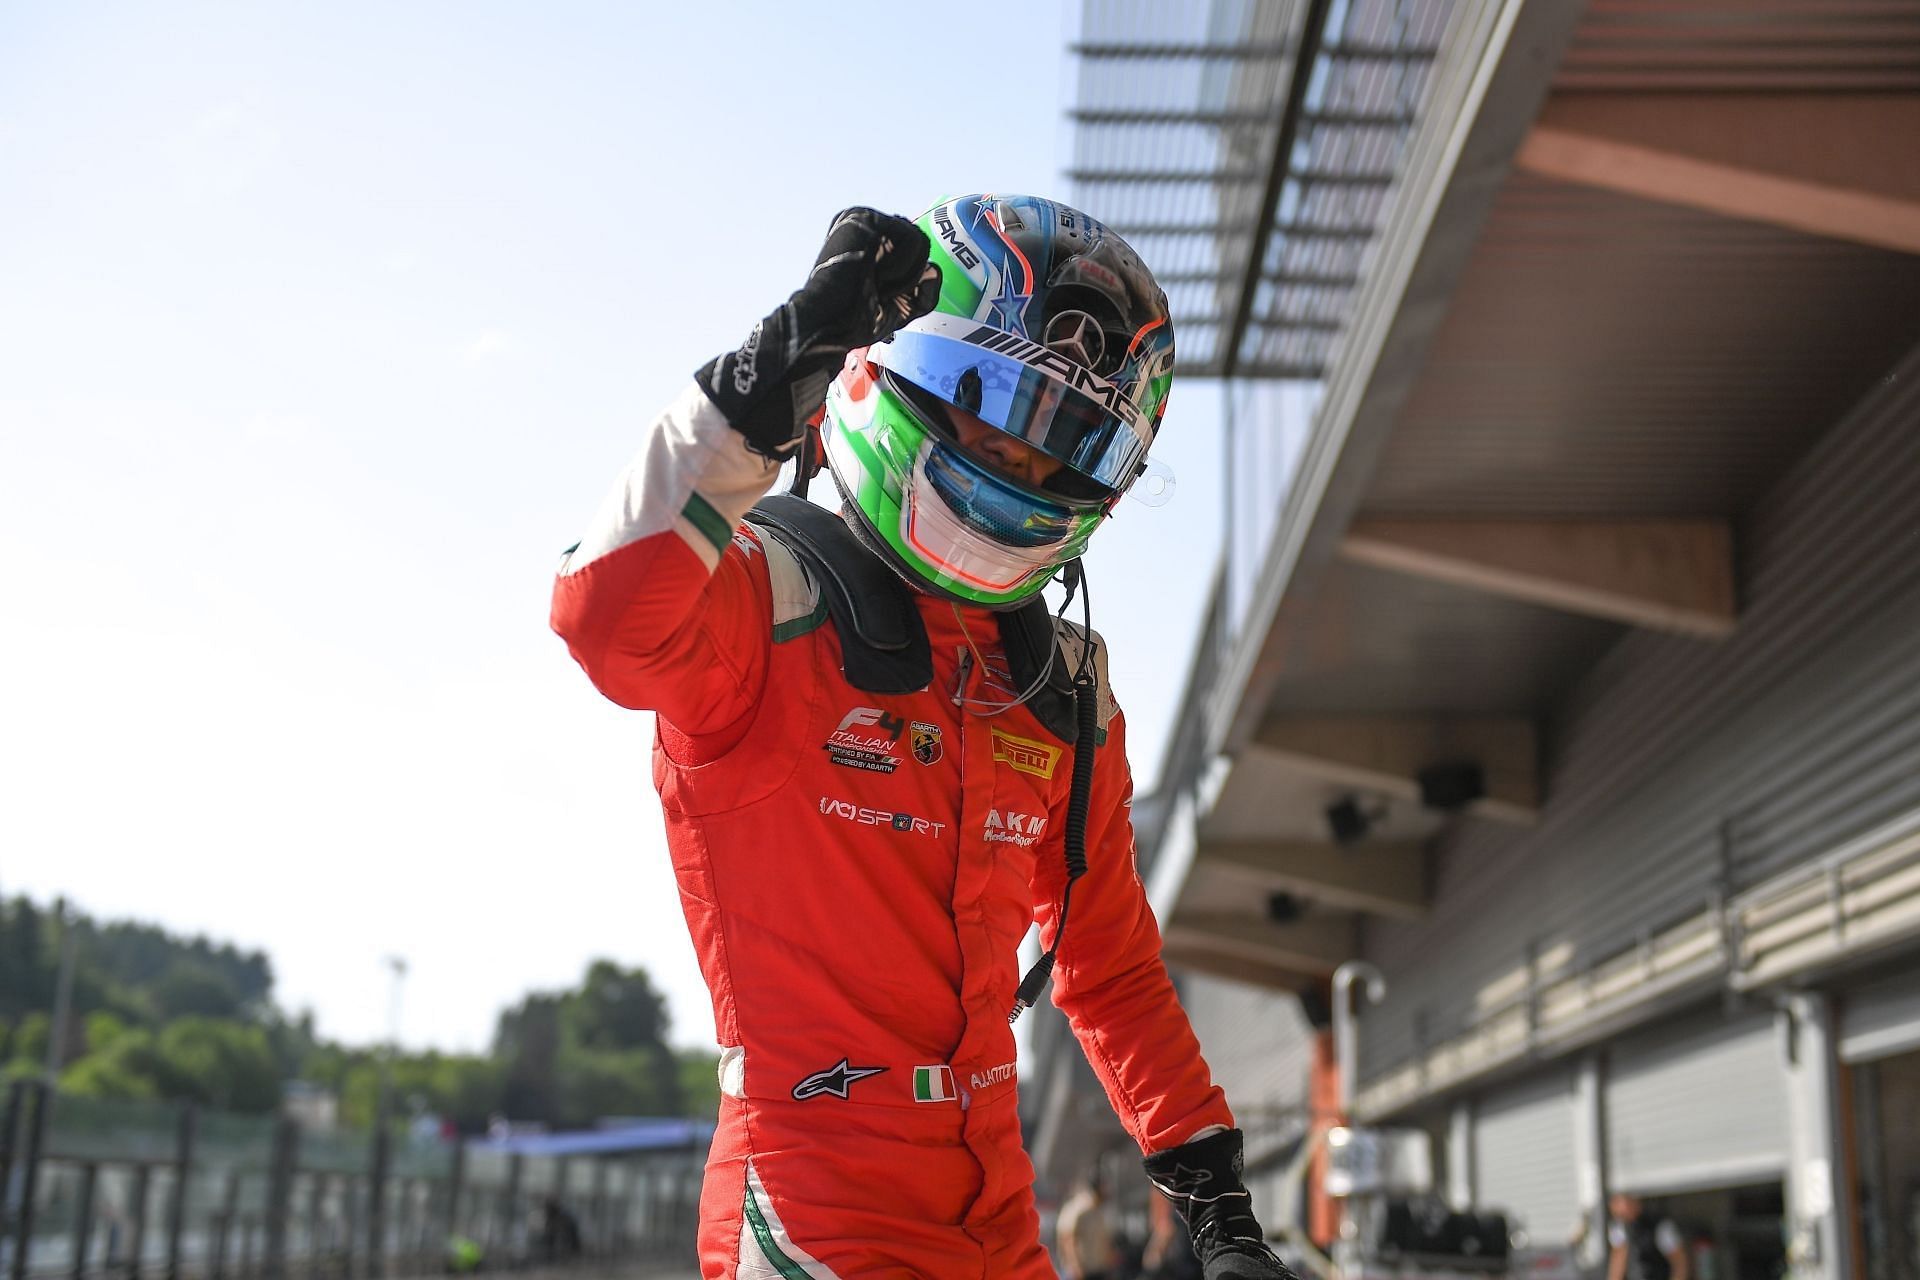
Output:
[[1840, 967, 1920, 1062], [1472, 1069, 1580, 1248], [1605, 1011, 1787, 1193]]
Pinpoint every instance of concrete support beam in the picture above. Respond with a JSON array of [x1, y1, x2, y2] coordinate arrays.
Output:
[[1251, 715, 1539, 824], [1446, 1101, 1475, 1210], [1780, 994, 1853, 1279], [1573, 1054, 1609, 1276], [1201, 838, 1429, 920], [1517, 93, 1920, 256], [1159, 946, 1314, 993], [1164, 911, 1357, 978], [1341, 518, 1737, 639]]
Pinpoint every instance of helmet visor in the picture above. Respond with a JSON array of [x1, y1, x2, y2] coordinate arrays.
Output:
[[899, 440, 1095, 596], [869, 312, 1155, 496]]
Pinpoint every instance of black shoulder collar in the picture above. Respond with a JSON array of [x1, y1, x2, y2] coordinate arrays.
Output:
[[745, 495, 1080, 744], [745, 496, 932, 694], [998, 598, 1081, 745]]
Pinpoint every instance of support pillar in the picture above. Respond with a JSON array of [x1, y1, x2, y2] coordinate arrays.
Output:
[[1446, 1100, 1474, 1209], [1572, 1054, 1609, 1273], [1781, 993, 1851, 1280], [1307, 1029, 1340, 1249]]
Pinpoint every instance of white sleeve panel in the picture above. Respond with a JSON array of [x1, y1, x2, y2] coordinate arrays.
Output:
[[560, 381, 780, 576]]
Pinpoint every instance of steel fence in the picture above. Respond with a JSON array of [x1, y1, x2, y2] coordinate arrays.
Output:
[[0, 1084, 703, 1280]]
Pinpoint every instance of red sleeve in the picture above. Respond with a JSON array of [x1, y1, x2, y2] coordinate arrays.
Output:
[[1034, 702, 1235, 1154], [549, 382, 780, 734]]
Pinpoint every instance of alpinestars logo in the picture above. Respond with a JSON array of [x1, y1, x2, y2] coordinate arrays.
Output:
[[825, 706, 905, 774], [732, 319, 763, 396], [819, 797, 946, 841], [790, 1058, 886, 1101], [984, 809, 1048, 847]]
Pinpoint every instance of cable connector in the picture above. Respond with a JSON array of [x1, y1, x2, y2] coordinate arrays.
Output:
[[1010, 951, 1057, 1023]]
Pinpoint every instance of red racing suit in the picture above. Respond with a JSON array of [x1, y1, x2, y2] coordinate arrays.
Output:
[[551, 382, 1233, 1279]]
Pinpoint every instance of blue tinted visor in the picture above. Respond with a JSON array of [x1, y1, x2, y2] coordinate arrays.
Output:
[[870, 313, 1154, 496], [923, 442, 1077, 548]]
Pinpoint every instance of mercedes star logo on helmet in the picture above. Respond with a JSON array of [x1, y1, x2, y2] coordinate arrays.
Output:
[[1044, 309, 1106, 372]]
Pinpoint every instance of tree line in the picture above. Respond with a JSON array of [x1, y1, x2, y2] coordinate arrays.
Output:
[[0, 893, 717, 1130]]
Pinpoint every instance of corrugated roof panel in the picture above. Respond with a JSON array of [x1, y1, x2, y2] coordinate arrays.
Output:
[[1262, 558, 1625, 716], [1559, 0, 1920, 91], [1069, 0, 1456, 377], [1362, 174, 1920, 518]]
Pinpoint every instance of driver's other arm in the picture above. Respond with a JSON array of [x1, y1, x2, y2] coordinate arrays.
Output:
[[1032, 684, 1297, 1277], [1032, 695, 1232, 1150]]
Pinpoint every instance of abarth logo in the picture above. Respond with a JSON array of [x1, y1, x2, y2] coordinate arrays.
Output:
[[818, 797, 946, 841], [984, 809, 1048, 848], [826, 706, 906, 774], [790, 1058, 886, 1101], [910, 721, 943, 766], [990, 727, 1062, 779]]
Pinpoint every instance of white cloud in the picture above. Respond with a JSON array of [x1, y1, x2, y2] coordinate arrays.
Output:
[[160, 102, 281, 203], [464, 328, 515, 365]]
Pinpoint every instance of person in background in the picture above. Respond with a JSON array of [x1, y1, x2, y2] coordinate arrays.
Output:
[[538, 1195, 582, 1263], [1145, 1190, 1203, 1280], [1059, 1169, 1122, 1280], [1607, 1192, 1688, 1280]]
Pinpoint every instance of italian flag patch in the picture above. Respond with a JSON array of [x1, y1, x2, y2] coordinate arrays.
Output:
[[912, 1065, 956, 1103]]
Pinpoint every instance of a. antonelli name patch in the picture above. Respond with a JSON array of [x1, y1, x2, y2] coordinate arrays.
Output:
[[791, 1058, 887, 1101], [989, 726, 1062, 779]]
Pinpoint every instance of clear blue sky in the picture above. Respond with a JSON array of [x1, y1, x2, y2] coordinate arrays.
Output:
[[0, 2, 1226, 1053]]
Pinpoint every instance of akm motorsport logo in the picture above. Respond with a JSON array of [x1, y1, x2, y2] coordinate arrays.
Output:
[[983, 809, 1048, 848]]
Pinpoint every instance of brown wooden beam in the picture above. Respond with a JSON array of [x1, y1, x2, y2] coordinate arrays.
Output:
[[1200, 838, 1428, 920], [1251, 715, 1539, 825], [1164, 911, 1357, 977], [1340, 518, 1738, 638], [1159, 944, 1315, 992], [1516, 92, 1920, 256]]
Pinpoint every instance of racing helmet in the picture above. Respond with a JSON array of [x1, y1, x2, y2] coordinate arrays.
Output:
[[822, 193, 1176, 610]]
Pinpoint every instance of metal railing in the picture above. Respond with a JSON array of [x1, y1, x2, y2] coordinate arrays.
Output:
[[0, 1085, 703, 1280], [1353, 804, 1920, 1119]]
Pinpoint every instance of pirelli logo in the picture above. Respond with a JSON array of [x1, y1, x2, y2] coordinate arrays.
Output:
[[991, 728, 1062, 780]]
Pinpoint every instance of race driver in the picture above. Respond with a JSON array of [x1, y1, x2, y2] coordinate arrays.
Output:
[[552, 196, 1294, 1280]]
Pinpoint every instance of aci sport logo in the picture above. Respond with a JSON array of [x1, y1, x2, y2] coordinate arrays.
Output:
[[818, 797, 946, 841]]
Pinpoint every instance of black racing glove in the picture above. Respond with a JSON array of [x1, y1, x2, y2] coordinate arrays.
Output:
[[1144, 1129, 1299, 1280], [696, 207, 941, 461]]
